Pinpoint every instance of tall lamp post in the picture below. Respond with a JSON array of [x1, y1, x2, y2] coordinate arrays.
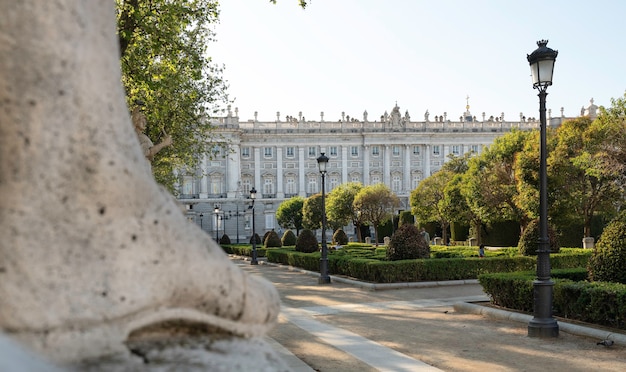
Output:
[[199, 213, 204, 231], [527, 40, 559, 338], [317, 152, 331, 284], [250, 187, 258, 265], [214, 205, 220, 242]]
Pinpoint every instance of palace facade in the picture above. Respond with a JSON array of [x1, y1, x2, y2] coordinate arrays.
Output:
[[178, 100, 598, 242]]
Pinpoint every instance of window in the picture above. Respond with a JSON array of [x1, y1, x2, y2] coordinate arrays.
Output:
[[411, 174, 421, 190], [471, 145, 479, 153], [412, 146, 420, 155], [392, 175, 401, 192], [452, 145, 460, 155], [263, 178, 274, 194], [371, 175, 381, 184], [286, 177, 296, 194], [329, 146, 338, 156], [372, 146, 380, 156], [351, 146, 359, 156], [308, 147, 316, 157], [242, 147, 250, 157], [286, 147, 295, 157], [181, 176, 194, 195], [265, 214, 275, 230], [351, 174, 361, 183], [307, 176, 318, 194], [264, 147, 273, 157], [393, 146, 400, 156], [210, 174, 222, 194], [433, 145, 440, 155], [242, 179, 251, 194], [329, 176, 339, 191]]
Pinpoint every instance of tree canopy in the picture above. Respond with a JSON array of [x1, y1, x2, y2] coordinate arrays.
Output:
[[276, 196, 305, 234], [116, 0, 229, 190], [354, 184, 399, 246]]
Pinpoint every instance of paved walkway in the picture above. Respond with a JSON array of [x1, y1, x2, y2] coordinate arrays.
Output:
[[233, 257, 626, 372]]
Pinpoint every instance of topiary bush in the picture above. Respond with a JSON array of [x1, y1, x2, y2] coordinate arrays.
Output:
[[332, 229, 349, 245], [588, 211, 626, 284], [518, 219, 560, 256], [386, 223, 430, 261], [295, 228, 318, 253], [249, 233, 262, 245], [219, 234, 231, 245], [262, 230, 271, 244], [264, 229, 282, 248], [282, 229, 297, 246]]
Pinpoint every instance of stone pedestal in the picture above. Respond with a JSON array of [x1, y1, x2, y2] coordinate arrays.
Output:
[[0, 1, 283, 369], [583, 237, 595, 249]]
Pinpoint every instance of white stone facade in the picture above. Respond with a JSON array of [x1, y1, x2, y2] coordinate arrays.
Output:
[[178, 101, 594, 240]]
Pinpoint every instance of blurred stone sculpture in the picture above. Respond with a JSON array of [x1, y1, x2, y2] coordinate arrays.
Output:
[[0, 0, 283, 369], [131, 107, 173, 164]]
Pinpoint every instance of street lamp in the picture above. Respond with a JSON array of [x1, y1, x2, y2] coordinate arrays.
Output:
[[250, 187, 258, 265], [214, 205, 220, 242], [317, 152, 331, 284], [527, 39, 559, 338], [199, 213, 204, 231]]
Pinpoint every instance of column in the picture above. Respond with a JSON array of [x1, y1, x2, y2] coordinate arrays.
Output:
[[443, 145, 450, 163], [363, 145, 370, 185], [226, 143, 241, 198], [276, 146, 284, 198], [254, 147, 261, 192], [424, 145, 431, 177], [199, 153, 208, 198], [298, 147, 306, 197], [341, 145, 348, 184], [404, 145, 411, 193], [383, 145, 391, 186]]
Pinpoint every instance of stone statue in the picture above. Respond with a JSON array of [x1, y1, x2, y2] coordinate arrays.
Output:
[[424, 110, 430, 121], [0, 1, 284, 370], [132, 107, 173, 163]]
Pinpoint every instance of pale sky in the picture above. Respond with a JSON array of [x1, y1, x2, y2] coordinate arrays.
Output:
[[211, 0, 625, 123]]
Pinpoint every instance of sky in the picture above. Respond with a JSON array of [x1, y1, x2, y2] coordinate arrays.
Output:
[[210, 0, 626, 123]]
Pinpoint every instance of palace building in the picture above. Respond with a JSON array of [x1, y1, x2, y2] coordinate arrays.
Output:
[[177, 99, 599, 242]]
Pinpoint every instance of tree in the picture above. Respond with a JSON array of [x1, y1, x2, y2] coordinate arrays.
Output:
[[353, 184, 399, 246], [276, 196, 304, 235], [326, 182, 363, 239], [548, 116, 623, 238], [463, 130, 534, 236], [410, 170, 455, 244], [302, 193, 323, 230], [116, 0, 228, 190]]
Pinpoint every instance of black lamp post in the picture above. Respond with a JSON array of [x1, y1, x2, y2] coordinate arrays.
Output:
[[214, 205, 220, 242], [199, 213, 204, 230], [317, 152, 331, 284], [250, 187, 258, 265], [527, 39, 559, 338]]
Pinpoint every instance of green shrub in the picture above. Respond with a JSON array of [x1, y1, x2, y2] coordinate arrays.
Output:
[[386, 224, 430, 261], [282, 229, 297, 246], [264, 229, 282, 248], [262, 230, 271, 244], [295, 228, 318, 253], [332, 229, 349, 245], [219, 234, 231, 245], [588, 211, 626, 284], [249, 233, 261, 245], [518, 218, 560, 255]]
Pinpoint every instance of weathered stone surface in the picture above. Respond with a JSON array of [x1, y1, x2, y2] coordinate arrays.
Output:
[[0, 0, 282, 368]]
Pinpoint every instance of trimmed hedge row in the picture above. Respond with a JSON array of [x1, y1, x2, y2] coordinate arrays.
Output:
[[221, 244, 268, 258], [264, 248, 591, 283], [479, 269, 626, 330]]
